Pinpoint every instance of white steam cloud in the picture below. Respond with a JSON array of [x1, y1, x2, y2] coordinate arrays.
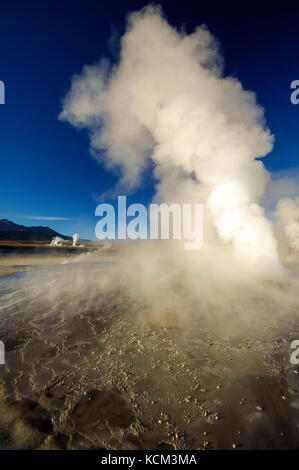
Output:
[[60, 4, 283, 279], [275, 197, 299, 252], [72, 233, 80, 247]]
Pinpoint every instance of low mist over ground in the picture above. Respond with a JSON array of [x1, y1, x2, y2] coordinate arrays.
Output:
[[0, 246, 299, 449]]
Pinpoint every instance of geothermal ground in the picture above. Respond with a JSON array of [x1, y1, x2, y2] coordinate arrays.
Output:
[[0, 248, 299, 450]]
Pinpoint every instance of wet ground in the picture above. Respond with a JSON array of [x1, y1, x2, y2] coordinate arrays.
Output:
[[0, 256, 299, 450]]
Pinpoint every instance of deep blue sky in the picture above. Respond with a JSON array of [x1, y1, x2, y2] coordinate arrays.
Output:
[[0, 0, 298, 239]]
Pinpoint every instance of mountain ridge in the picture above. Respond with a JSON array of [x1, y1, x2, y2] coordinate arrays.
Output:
[[0, 219, 72, 242]]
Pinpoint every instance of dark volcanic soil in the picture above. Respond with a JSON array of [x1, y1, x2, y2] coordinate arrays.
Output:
[[0, 259, 299, 450]]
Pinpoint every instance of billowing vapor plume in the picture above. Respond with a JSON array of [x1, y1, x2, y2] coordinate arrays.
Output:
[[60, 4, 283, 281], [275, 197, 299, 252], [72, 233, 80, 247], [49, 236, 65, 247]]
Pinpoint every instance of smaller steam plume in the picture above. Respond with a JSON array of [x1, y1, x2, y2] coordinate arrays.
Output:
[[49, 234, 83, 247], [49, 236, 66, 247], [72, 233, 80, 247]]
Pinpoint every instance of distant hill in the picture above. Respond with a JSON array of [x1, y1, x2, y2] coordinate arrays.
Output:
[[0, 219, 72, 242]]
